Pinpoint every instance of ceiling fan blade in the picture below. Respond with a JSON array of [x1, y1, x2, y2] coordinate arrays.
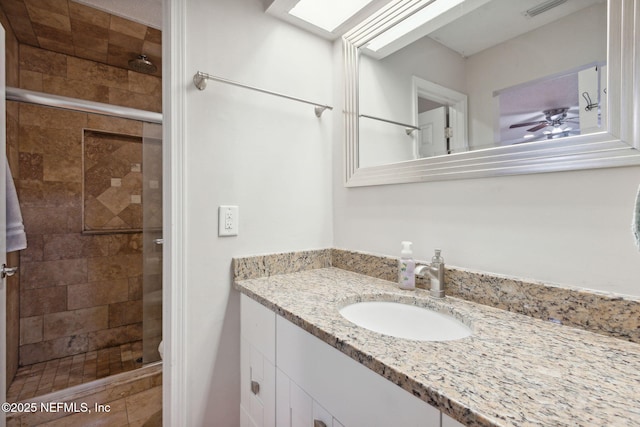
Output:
[[527, 123, 549, 132], [509, 121, 545, 129]]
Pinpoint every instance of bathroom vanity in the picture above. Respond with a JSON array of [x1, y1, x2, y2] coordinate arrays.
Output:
[[240, 294, 459, 427], [234, 251, 640, 427]]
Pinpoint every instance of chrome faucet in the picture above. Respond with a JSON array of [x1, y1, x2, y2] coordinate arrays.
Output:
[[415, 249, 445, 298]]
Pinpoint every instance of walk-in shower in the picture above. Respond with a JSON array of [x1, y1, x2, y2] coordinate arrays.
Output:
[[4, 88, 162, 402]]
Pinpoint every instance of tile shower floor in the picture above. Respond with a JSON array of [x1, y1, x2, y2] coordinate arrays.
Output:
[[7, 341, 143, 402], [6, 362, 161, 427]]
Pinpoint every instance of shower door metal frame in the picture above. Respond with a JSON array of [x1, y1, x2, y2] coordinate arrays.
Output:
[[5, 87, 162, 124], [0, 24, 7, 427]]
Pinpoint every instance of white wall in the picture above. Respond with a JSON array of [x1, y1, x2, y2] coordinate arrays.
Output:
[[183, 0, 333, 424], [335, 31, 640, 294], [334, 1, 640, 298], [176, 1, 640, 423], [333, 149, 640, 296]]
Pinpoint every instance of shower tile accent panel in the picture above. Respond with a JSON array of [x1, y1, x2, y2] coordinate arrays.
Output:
[[17, 103, 145, 366], [83, 131, 143, 232]]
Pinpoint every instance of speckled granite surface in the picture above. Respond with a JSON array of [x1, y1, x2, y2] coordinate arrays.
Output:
[[235, 248, 640, 343], [330, 248, 640, 344], [234, 267, 640, 427], [233, 249, 331, 280]]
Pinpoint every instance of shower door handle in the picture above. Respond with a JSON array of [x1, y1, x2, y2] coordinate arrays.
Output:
[[154, 238, 164, 245], [1, 264, 18, 279]]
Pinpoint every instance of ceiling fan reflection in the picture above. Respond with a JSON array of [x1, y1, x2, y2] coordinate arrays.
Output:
[[509, 107, 578, 133]]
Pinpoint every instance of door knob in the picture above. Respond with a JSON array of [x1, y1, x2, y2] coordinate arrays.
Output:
[[2, 264, 18, 279]]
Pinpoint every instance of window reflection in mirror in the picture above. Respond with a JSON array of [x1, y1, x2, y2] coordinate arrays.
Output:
[[357, 0, 606, 167]]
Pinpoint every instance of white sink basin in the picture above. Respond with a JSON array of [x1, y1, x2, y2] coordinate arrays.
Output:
[[339, 301, 471, 341]]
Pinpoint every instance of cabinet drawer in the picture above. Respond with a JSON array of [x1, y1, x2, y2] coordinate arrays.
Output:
[[277, 368, 346, 427], [241, 338, 276, 427]]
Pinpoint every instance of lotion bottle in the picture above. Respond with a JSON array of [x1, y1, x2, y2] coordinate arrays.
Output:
[[398, 241, 415, 290]]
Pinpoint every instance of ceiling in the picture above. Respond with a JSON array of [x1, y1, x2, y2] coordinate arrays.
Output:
[[0, 0, 162, 76], [74, 0, 161, 29], [430, 0, 605, 57]]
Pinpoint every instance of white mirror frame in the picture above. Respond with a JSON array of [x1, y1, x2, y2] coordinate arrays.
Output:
[[343, 0, 640, 187]]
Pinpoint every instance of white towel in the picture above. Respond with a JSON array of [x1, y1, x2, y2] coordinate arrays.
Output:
[[6, 159, 27, 252], [634, 184, 640, 251]]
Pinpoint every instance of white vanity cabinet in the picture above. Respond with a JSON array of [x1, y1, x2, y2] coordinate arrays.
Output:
[[240, 294, 459, 427], [276, 315, 441, 426], [442, 414, 465, 427], [240, 296, 277, 427]]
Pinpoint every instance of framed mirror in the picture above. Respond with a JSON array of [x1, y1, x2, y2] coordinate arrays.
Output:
[[343, 0, 640, 186]]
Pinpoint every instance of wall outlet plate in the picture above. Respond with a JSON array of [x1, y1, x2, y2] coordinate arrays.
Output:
[[218, 205, 239, 236]]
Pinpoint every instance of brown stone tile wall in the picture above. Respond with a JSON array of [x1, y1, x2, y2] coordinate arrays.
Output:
[[17, 103, 145, 366], [18, 44, 161, 112], [2, 0, 162, 378], [0, 0, 162, 78]]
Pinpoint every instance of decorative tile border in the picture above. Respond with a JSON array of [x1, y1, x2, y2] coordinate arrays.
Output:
[[233, 248, 640, 344]]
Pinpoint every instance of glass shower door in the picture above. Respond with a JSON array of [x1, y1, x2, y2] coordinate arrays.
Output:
[[142, 122, 163, 363]]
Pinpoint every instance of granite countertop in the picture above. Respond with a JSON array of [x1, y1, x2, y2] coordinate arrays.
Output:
[[234, 267, 640, 427]]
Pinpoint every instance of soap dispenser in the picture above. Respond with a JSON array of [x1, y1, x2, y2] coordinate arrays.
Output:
[[398, 241, 415, 290]]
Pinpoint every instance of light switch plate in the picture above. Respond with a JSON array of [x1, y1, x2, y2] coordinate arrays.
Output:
[[218, 205, 239, 236]]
